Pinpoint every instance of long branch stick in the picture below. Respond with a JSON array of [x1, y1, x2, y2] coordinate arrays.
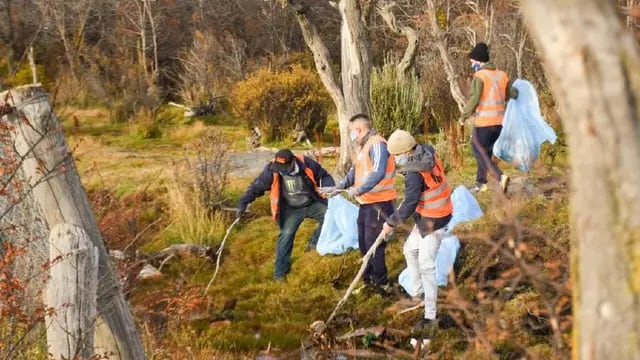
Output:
[[204, 217, 240, 295], [326, 231, 386, 326]]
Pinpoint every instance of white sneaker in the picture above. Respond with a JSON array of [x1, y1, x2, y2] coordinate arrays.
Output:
[[500, 175, 510, 193]]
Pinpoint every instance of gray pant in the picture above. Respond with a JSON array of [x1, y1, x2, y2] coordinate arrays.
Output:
[[403, 226, 445, 320]]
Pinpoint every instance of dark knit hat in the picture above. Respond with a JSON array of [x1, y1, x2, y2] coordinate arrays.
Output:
[[468, 42, 489, 62], [273, 149, 295, 172]]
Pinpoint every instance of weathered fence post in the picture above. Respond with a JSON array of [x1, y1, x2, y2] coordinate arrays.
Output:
[[45, 223, 98, 360], [1, 85, 146, 359]]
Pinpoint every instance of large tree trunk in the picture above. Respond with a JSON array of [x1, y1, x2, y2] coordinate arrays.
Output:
[[287, 0, 371, 175], [520, 1, 640, 359], [2, 86, 146, 359]]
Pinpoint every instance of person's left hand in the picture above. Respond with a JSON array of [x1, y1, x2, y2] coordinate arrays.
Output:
[[346, 187, 359, 199], [381, 222, 394, 241]]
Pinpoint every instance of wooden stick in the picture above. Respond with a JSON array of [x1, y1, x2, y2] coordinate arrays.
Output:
[[204, 217, 240, 295], [326, 231, 386, 326]]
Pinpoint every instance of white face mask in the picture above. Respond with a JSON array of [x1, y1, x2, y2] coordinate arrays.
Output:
[[349, 130, 358, 142], [394, 154, 409, 166]]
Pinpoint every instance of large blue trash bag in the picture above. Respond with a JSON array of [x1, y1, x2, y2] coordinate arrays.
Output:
[[399, 186, 483, 292], [316, 195, 359, 255], [493, 79, 557, 172]]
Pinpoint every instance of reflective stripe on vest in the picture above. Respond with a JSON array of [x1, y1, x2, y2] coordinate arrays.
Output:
[[353, 135, 397, 204], [269, 155, 321, 220], [474, 69, 508, 127], [416, 155, 453, 218]]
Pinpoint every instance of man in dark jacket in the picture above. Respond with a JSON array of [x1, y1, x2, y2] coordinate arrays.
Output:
[[459, 42, 518, 193], [380, 130, 453, 339], [237, 149, 335, 280]]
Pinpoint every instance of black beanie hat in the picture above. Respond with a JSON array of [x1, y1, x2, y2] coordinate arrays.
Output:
[[468, 42, 490, 63]]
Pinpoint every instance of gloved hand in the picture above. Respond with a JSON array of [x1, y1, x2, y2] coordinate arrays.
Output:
[[346, 187, 359, 199], [319, 186, 339, 196], [236, 205, 247, 220], [381, 222, 394, 241]]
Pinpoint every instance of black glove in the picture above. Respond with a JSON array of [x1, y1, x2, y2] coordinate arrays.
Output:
[[236, 205, 247, 220]]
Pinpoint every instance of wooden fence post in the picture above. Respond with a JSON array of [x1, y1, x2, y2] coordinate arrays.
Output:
[[45, 223, 98, 360], [1, 85, 146, 359]]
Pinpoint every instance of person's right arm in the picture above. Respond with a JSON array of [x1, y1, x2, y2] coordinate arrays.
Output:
[[238, 163, 274, 210]]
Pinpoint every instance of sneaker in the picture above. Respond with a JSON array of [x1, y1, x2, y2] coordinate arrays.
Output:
[[471, 183, 489, 193], [304, 243, 316, 253], [412, 318, 438, 339], [273, 275, 287, 282], [500, 175, 510, 193]]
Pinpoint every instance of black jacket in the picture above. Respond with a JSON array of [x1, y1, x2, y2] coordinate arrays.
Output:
[[387, 144, 452, 236], [238, 155, 335, 219]]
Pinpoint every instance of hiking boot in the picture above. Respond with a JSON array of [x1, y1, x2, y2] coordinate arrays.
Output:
[[500, 175, 510, 193], [411, 318, 438, 339], [471, 183, 489, 193], [373, 283, 393, 297]]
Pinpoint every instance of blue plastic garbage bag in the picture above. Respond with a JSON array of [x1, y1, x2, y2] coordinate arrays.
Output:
[[445, 185, 484, 231], [316, 195, 359, 255], [493, 79, 557, 172], [398, 234, 461, 293], [399, 186, 482, 292]]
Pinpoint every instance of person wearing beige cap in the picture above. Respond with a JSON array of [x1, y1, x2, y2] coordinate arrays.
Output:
[[380, 129, 453, 339]]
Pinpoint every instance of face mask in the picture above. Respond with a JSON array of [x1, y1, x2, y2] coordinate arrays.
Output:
[[349, 130, 358, 142], [472, 63, 481, 72], [394, 154, 409, 167]]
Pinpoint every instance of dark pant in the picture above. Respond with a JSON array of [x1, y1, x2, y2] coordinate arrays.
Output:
[[472, 125, 503, 184], [274, 200, 327, 278], [357, 200, 395, 286]]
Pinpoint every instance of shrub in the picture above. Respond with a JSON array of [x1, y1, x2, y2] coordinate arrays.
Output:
[[370, 62, 424, 137], [230, 64, 331, 141], [163, 129, 232, 245]]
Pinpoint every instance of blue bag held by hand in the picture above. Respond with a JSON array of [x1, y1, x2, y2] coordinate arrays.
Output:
[[493, 79, 557, 172], [316, 195, 359, 255]]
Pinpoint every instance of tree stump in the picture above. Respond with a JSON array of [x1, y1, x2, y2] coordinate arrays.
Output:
[[45, 224, 98, 360]]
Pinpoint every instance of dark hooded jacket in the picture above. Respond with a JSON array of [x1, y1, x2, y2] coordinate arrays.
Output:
[[386, 144, 452, 237]]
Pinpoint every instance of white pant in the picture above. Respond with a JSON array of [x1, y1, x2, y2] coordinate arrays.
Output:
[[403, 225, 444, 320]]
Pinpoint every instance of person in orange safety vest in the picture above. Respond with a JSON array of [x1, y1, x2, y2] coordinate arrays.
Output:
[[459, 42, 518, 194], [380, 129, 453, 340], [324, 114, 397, 295], [237, 149, 335, 281]]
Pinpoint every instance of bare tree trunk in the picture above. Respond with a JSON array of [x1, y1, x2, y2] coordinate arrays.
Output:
[[28, 46, 38, 84], [377, 1, 419, 79], [2, 86, 146, 360], [45, 223, 98, 360], [139, 2, 148, 78], [425, 0, 466, 111], [144, 0, 159, 79], [287, 0, 372, 175], [520, 1, 640, 358]]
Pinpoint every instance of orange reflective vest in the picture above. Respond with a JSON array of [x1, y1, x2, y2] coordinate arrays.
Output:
[[353, 135, 397, 204], [269, 155, 322, 220], [474, 69, 508, 127], [416, 155, 453, 218]]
